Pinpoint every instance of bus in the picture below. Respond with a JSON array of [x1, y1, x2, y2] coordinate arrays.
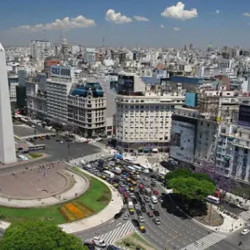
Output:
[[206, 195, 220, 204], [140, 165, 150, 174], [133, 165, 142, 172], [103, 170, 115, 179], [126, 166, 136, 173], [28, 144, 46, 151]]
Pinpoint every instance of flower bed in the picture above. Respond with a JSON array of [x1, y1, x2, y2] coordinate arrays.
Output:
[[59, 201, 94, 222]]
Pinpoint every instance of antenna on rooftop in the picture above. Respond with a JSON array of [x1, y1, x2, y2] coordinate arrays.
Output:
[[102, 37, 105, 48], [43, 28, 46, 41]]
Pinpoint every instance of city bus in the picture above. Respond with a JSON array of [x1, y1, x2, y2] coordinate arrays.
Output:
[[206, 195, 220, 204], [133, 165, 142, 172], [140, 165, 150, 174], [28, 144, 46, 151]]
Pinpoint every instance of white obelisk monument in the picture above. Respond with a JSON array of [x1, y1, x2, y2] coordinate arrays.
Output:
[[0, 43, 17, 164]]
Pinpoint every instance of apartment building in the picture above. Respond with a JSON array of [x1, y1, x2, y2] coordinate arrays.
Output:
[[68, 83, 106, 137], [27, 66, 107, 136], [115, 72, 185, 151]]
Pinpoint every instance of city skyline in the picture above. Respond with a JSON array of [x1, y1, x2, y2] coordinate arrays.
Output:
[[1, 0, 250, 48]]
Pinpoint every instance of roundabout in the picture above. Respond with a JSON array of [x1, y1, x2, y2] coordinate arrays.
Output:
[[0, 162, 89, 208], [0, 163, 117, 226]]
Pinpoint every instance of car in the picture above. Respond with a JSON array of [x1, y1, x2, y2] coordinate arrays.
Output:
[[139, 216, 145, 223], [136, 209, 142, 216], [135, 204, 140, 210], [130, 193, 136, 199], [123, 213, 129, 220], [149, 204, 155, 210], [107, 245, 120, 250], [83, 242, 95, 250], [17, 147, 23, 151], [144, 196, 150, 203], [153, 218, 161, 225], [131, 219, 139, 227], [129, 186, 134, 192], [158, 197, 164, 203], [139, 225, 146, 233], [153, 210, 160, 217], [114, 212, 122, 219], [101, 175, 106, 180], [143, 177, 149, 182], [241, 229, 250, 235], [152, 179, 157, 183], [113, 183, 119, 188], [132, 198, 137, 204], [141, 206, 146, 213], [129, 208, 135, 215], [147, 211, 153, 217], [92, 237, 106, 248], [153, 189, 159, 196]]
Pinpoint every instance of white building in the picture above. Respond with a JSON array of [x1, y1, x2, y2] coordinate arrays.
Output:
[[30, 40, 52, 64], [115, 72, 185, 151]]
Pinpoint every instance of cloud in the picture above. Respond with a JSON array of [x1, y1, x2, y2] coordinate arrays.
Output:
[[243, 12, 250, 17], [105, 9, 132, 24], [160, 24, 165, 29], [134, 16, 149, 22], [12, 15, 96, 32], [161, 2, 198, 21], [173, 27, 180, 31], [215, 10, 220, 14]]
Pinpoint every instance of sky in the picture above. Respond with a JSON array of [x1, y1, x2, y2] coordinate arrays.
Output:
[[1, 0, 250, 48]]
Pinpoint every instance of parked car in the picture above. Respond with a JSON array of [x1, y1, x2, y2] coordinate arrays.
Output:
[[141, 206, 146, 213]]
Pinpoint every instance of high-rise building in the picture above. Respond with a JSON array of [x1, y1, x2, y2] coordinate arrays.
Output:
[[0, 43, 16, 164], [30, 40, 52, 62]]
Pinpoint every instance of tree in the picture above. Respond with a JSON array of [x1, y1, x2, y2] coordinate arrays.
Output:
[[168, 177, 216, 200], [0, 221, 87, 250], [165, 168, 191, 182]]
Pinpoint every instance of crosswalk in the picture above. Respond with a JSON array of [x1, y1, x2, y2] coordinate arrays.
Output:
[[88, 221, 136, 245], [180, 232, 227, 250]]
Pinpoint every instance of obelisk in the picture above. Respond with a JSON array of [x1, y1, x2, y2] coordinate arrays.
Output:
[[0, 43, 17, 164]]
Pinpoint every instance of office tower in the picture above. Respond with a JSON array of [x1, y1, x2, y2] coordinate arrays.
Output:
[[0, 43, 17, 164]]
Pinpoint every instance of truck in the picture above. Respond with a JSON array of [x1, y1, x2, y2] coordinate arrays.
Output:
[[145, 188, 152, 196]]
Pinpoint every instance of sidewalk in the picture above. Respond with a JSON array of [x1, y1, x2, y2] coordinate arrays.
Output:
[[59, 168, 123, 233], [160, 185, 245, 235]]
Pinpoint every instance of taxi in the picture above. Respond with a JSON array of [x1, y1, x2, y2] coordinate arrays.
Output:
[[139, 225, 146, 233]]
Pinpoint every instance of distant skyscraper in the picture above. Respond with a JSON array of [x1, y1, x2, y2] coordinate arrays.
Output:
[[0, 43, 17, 164]]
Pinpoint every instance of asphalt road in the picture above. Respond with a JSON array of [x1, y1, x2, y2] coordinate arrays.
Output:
[[209, 228, 250, 250], [34, 135, 101, 161], [74, 167, 211, 250]]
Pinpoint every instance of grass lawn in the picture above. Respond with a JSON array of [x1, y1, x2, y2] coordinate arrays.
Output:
[[0, 168, 111, 224], [29, 153, 43, 159]]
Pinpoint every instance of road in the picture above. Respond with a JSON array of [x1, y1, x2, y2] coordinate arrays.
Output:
[[209, 228, 250, 250], [74, 169, 213, 250]]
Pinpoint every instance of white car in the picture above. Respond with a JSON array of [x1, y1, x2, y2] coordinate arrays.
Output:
[[241, 229, 250, 235], [139, 216, 145, 223], [92, 237, 106, 248]]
